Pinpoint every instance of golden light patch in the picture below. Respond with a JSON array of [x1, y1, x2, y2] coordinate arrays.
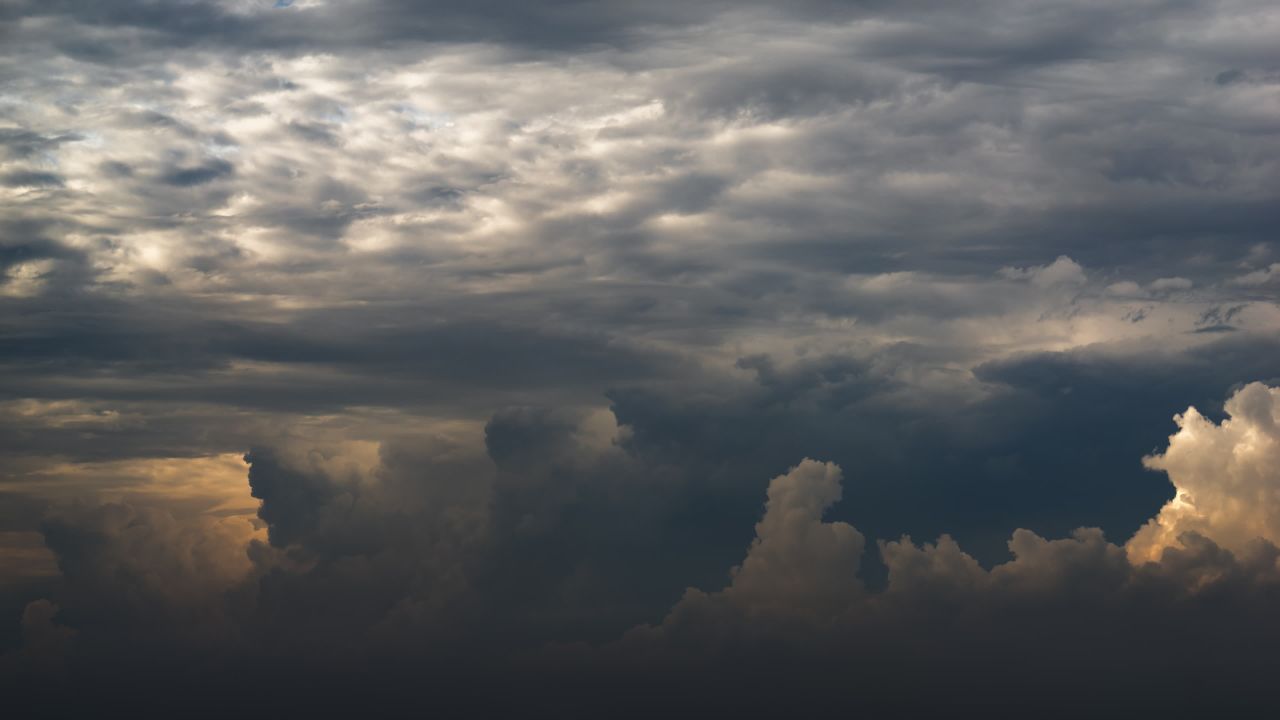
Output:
[[11, 453, 260, 516], [0, 454, 269, 587]]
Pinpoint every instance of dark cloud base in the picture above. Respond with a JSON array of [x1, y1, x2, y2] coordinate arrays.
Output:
[[7, 382, 1280, 717]]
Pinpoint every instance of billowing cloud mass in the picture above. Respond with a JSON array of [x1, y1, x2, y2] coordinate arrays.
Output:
[[2, 0, 1280, 715], [597, 394, 1280, 712], [637, 390, 1280, 642], [8, 386, 1280, 714], [1131, 382, 1280, 560], [655, 460, 865, 623]]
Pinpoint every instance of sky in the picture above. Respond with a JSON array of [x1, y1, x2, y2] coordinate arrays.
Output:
[[1, 0, 1279, 715]]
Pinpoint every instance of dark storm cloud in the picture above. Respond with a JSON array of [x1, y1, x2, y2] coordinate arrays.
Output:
[[156, 157, 234, 187], [472, 405, 747, 645], [0, 170, 64, 188], [9, 1, 966, 59], [9, 384, 1280, 715], [608, 333, 1280, 565], [5, 0, 711, 60], [0, 129, 80, 161], [5, 0, 1276, 298], [0, 299, 685, 415], [0, 237, 67, 273], [2, 0, 1222, 67], [4, 0, 1280, 715]]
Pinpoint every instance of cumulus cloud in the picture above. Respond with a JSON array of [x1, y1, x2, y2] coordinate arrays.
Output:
[[597, 387, 1280, 711], [240, 435, 493, 655], [6, 384, 1280, 714], [1000, 255, 1088, 288], [765, 386, 1280, 611], [634, 458, 1146, 645], [658, 460, 863, 624], [1232, 262, 1280, 287], [1130, 382, 1280, 561], [4, 0, 1280, 713], [28, 499, 257, 661]]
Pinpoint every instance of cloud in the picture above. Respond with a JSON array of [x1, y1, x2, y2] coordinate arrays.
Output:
[[1130, 382, 1280, 560], [156, 157, 234, 187], [1149, 276, 1194, 292], [999, 255, 1087, 288], [4, 0, 1280, 712], [241, 435, 491, 652], [8, 384, 1280, 714], [598, 386, 1280, 711], [0, 171, 64, 188], [667, 460, 863, 622], [33, 500, 256, 656], [1232, 262, 1280, 287]]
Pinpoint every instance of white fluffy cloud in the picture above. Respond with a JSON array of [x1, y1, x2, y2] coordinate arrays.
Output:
[[1130, 382, 1280, 561]]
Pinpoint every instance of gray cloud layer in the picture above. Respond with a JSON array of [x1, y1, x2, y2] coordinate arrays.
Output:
[[2, 0, 1279, 715]]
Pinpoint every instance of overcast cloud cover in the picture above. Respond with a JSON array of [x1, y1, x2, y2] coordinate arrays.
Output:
[[1, 0, 1279, 715]]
